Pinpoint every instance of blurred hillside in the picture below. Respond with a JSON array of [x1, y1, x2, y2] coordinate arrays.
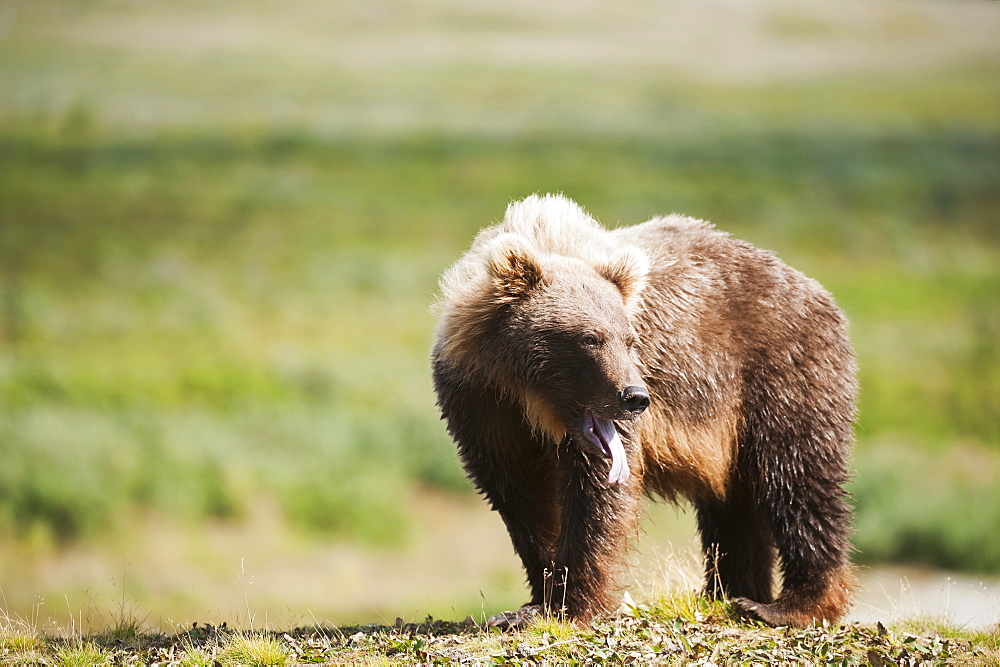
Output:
[[1, 0, 999, 625]]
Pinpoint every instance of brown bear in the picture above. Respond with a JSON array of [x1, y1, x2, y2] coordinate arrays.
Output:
[[431, 194, 856, 628]]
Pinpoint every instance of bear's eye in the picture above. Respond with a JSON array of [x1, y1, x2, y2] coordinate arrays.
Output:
[[581, 333, 602, 348]]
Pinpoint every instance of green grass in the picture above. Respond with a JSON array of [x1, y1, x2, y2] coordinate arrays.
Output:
[[1, 597, 996, 664], [0, 626, 45, 657], [1, 119, 998, 573], [54, 641, 111, 666], [1, 0, 999, 623], [852, 442, 1000, 574], [217, 632, 290, 666]]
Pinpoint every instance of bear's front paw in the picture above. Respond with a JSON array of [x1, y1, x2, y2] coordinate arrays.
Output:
[[485, 604, 543, 631]]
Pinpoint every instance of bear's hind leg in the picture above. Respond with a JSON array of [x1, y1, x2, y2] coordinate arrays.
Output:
[[738, 429, 855, 627], [737, 487, 854, 627], [731, 565, 854, 628]]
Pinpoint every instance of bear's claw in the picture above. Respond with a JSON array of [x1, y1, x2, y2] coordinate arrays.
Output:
[[732, 597, 815, 628], [732, 597, 767, 622], [485, 604, 543, 631]]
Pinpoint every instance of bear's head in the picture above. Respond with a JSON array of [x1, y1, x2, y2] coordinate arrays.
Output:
[[436, 202, 651, 486]]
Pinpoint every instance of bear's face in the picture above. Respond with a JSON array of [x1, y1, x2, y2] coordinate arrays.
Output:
[[486, 236, 650, 485]]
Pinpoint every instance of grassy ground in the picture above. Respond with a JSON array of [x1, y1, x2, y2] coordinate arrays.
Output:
[[2, 594, 998, 665], [1, 0, 999, 628]]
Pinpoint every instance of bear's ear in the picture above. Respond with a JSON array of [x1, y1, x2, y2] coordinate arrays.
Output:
[[486, 235, 544, 301], [596, 247, 649, 310]]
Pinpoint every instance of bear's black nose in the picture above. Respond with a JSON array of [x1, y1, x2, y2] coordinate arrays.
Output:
[[619, 385, 650, 415]]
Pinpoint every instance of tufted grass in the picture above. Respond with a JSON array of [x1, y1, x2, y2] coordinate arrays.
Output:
[[216, 632, 290, 666]]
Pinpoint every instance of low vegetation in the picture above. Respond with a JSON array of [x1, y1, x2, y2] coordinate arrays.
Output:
[[1, 0, 998, 624], [2, 595, 997, 665]]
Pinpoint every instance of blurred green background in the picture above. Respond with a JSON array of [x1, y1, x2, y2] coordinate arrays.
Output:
[[1, 0, 998, 627]]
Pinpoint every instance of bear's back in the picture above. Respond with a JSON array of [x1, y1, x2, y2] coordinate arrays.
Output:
[[614, 213, 839, 335]]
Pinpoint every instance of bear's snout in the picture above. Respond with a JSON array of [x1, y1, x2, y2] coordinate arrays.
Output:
[[618, 385, 650, 416]]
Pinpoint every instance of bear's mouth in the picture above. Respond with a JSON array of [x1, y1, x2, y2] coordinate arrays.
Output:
[[582, 409, 630, 486]]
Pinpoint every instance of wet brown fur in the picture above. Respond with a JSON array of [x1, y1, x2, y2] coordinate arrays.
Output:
[[432, 194, 857, 627]]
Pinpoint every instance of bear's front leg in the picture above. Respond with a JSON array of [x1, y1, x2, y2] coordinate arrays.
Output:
[[464, 443, 561, 627], [546, 440, 642, 623]]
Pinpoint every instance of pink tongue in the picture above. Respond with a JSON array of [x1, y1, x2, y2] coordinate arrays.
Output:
[[584, 411, 630, 486]]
